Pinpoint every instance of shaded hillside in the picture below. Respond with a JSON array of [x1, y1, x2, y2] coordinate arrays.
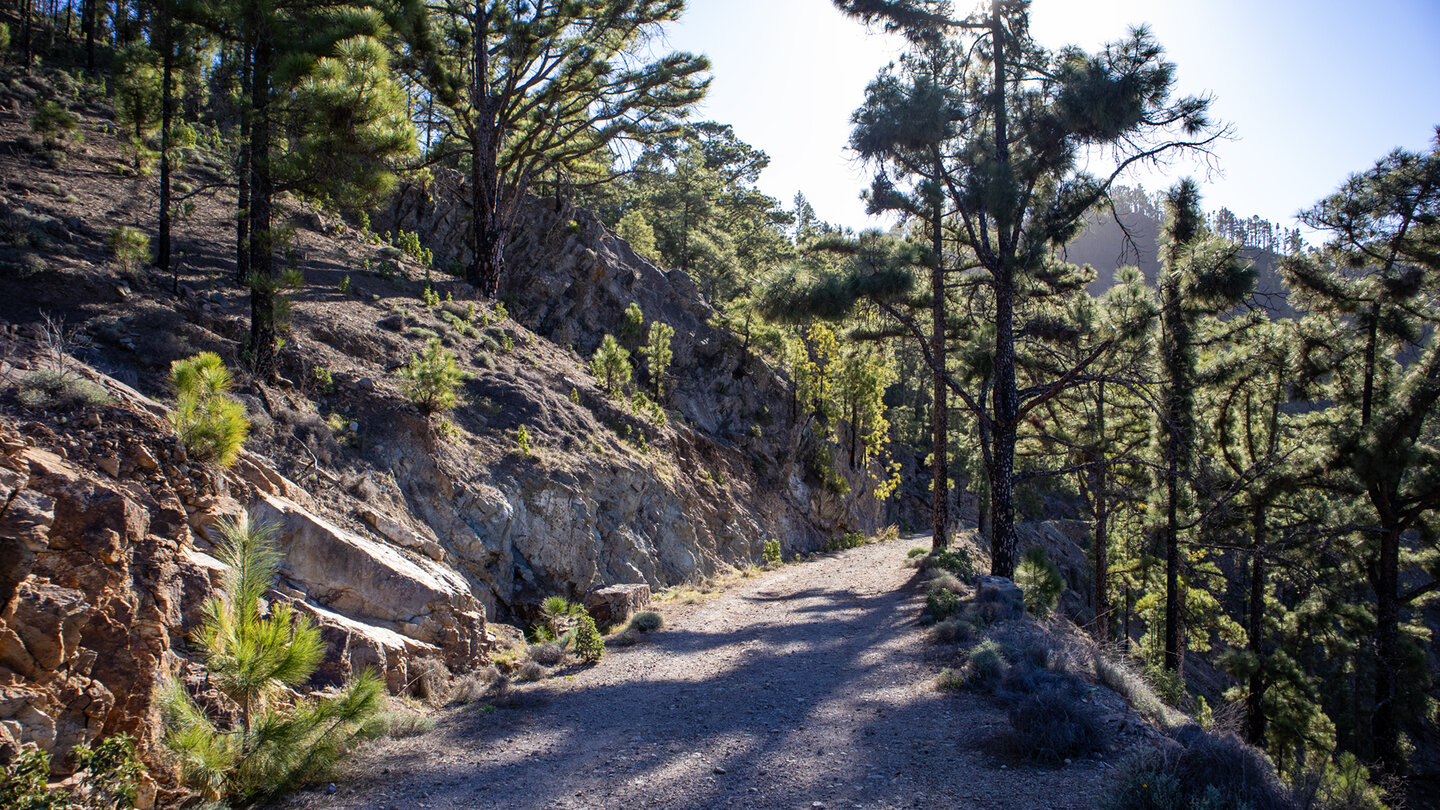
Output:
[[1061, 187, 1299, 317]]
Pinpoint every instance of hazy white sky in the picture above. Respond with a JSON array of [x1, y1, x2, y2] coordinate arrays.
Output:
[[659, 0, 1440, 233]]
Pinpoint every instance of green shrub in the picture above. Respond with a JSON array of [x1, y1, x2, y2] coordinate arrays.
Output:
[[963, 639, 1009, 690], [536, 596, 586, 641], [761, 538, 782, 566], [824, 530, 868, 552], [398, 338, 462, 414], [160, 513, 384, 805], [169, 352, 249, 466], [1, 734, 147, 809], [1293, 752, 1388, 810], [106, 226, 150, 276], [31, 101, 79, 149], [907, 546, 928, 559], [574, 615, 605, 663], [926, 587, 962, 621], [394, 230, 433, 266], [513, 424, 532, 456], [1015, 545, 1064, 616], [640, 321, 674, 398], [621, 302, 644, 340], [17, 369, 110, 410], [924, 547, 976, 582], [628, 611, 663, 633]]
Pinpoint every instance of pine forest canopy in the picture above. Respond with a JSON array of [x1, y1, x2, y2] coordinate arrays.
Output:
[[3, 0, 1439, 800]]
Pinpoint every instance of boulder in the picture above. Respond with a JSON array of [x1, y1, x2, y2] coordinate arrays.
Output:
[[975, 576, 1026, 620], [585, 584, 651, 626]]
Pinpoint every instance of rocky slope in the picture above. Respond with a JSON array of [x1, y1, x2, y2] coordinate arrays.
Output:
[[0, 65, 888, 781]]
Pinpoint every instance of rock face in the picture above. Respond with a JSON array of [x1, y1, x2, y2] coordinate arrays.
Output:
[[0, 375, 489, 775], [372, 172, 891, 620]]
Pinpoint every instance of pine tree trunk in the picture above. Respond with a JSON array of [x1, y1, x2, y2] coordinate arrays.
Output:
[[246, 30, 276, 375], [1246, 505, 1267, 746], [468, 3, 504, 299], [235, 42, 251, 286], [82, 0, 95, 73], [1371, 520, 1402, 770], [930, 198, 948, 550], [1092, 384, 1109, 643], [987, 0, 1019, 580], [157, 2, 173, 277]]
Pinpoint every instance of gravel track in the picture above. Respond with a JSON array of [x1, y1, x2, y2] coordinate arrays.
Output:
[[284, 536, 1120, 810]]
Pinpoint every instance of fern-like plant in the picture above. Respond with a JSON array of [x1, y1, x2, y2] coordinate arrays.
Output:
[[160, 513, 384, 805], [170, 352, 250, 466], [398, 338, 462, 414]]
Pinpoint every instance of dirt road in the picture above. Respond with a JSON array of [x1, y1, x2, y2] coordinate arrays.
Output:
[[284, 536, 1120, 809]]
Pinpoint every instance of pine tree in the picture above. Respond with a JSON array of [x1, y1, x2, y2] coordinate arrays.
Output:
[[160, 513, 384, 803], [590, 334, 632, 396], [1281, 135, 1440, 770], [834, 0, 1222, 577], [640, 321, 674, 399], [1152, 180, 1256, 672], [402, 0, 709, 298], [193, 0, 415, 375]]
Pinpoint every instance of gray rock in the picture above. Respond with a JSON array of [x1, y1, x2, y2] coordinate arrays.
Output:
[[585, 584, 651, 626], [975, 576, 1026, 619]]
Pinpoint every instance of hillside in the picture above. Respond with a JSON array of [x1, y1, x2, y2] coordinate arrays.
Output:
[[0, 64, 892, 787]]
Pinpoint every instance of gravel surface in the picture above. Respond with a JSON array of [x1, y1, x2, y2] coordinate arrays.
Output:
[[283, 537, 1125, 810]]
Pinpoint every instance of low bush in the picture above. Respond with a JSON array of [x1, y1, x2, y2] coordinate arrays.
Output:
[[1006, 686, 1105, 763], [1, 734, 146, 809], [106, 226, 149, 276], [925, 570, 965, 595], [963, 639, 1010, 691], [927, 619, 979, 645], [824, 530, 868, 552], [516, 661, 546, 682], [907, 546, 928, 559], [16, 369, 110, 410], [1105, 728, 1298, 810], [383, 708, 436, 738], [923, 547, 976, 582], [169, 352, 249, 466], [926, 587, 962, 621], [528, 642, 567, 667], [628, 611, 663, 633], [761, 538, 782, 566]]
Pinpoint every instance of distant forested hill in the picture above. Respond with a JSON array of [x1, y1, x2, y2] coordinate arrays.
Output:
[[1061, 186, 1303, 316]]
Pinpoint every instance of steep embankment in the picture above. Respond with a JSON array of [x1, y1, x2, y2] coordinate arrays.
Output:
[[0, 67, 886, 778]]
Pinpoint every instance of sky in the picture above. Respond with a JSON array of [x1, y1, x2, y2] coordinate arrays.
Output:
[[657, 0, 1440, 234]]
